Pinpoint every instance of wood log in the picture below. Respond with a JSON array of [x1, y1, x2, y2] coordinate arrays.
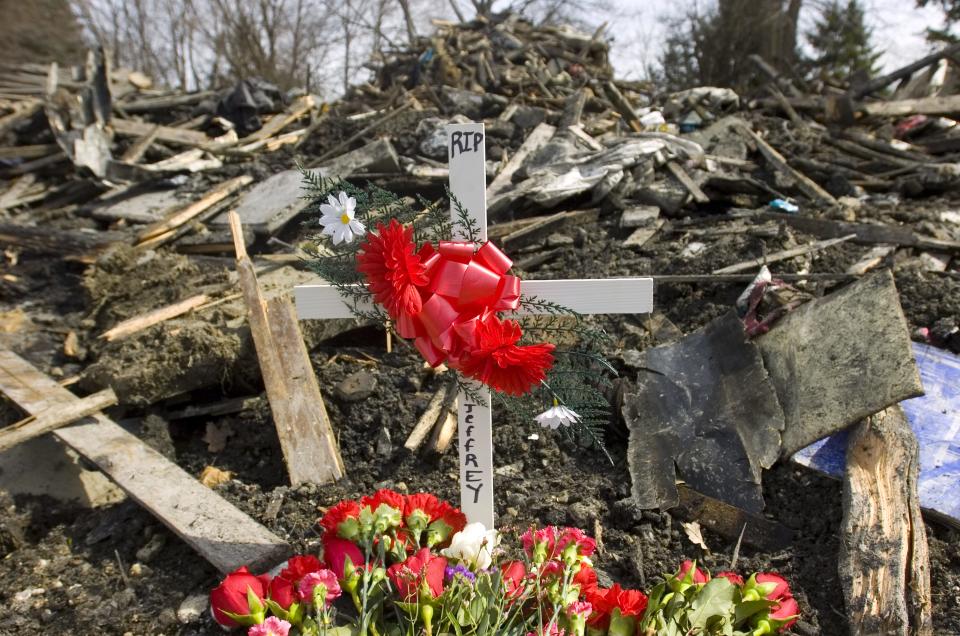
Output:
[[0, 348, 291, 573], [229, 211, 345, 485], [0, 388, 117, 452], [840, 405, 932, 636], [429, 408, 458, 454]]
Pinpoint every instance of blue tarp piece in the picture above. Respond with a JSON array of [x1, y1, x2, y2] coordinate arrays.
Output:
[[793, 342, 960, 524]]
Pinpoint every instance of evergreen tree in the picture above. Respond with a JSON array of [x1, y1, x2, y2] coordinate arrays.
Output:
[[806, 0, 882, 84], [917, 0, 960, 43]]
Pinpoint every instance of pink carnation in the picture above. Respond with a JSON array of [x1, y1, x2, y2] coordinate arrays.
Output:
[[248, 617, 292, 636], [298, 569, 342, 606], [567, 600, 593, 618]]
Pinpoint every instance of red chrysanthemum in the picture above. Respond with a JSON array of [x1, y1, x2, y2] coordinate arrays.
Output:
[[319, 500, 360, 537], [356, 220, 428, 321], [457, 315, 555, 396], [360, 488, 405, 513]]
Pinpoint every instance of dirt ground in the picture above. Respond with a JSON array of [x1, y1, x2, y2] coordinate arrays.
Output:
[[1, 190, 959, 636]]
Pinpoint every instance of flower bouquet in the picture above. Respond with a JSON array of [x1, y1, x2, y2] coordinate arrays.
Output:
[[301, 175, 617, 451], [210, 490, 799, 636]]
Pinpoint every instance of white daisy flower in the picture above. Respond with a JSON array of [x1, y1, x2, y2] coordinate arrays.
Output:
[[318, 191, 365, 245], [534, 404, 581, 430]]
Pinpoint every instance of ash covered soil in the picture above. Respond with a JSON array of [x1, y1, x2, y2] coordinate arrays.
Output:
[[1, 195, 959, 636]]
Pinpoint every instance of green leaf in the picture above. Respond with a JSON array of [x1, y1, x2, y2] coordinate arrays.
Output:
[[734, 599, 775, 624], [687, 578, 737, 630]]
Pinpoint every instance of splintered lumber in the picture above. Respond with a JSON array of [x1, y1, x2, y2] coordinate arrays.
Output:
[[99, 293, 210, 341], [665, 161, 709, 204], [602, 81, 643, 132], [239, 95, 316, 144], [862, 94, 960, 118], [229, 211, 345, 485], [0, 388, 116, 452], [500, 208, 598, 252], [307, 101, 412, 168], [0, 224, 126, 255], [675, 486, 793, 551], [840, 405, 932, 636], [737, 124, 838, 206], [111, 117, 212, 147], [136, 175, 252, 245], [0, 348, 291, 573], [851, 41, 960, 99], [487, 122, 556, 216], [429, 408, 458, 453], [712, 234, 856, 274], [405, 381, 456, 451]]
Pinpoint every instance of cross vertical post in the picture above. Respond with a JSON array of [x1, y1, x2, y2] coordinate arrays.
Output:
[[447, 122, 495, 528]]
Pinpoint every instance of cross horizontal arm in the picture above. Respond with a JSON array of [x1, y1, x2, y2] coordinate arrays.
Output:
[[294, 278, 654, 320]]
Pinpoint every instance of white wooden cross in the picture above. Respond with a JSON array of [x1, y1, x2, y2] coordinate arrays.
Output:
[[295, 123, 653, 528]]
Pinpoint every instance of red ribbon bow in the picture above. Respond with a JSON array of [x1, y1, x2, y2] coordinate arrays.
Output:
[[357, 221, 553, 395]]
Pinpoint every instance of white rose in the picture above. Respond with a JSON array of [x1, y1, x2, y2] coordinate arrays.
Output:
[[441, 522, 499, 571]]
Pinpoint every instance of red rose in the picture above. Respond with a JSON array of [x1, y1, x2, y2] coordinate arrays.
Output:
[[387, 548, 447, 601], [715, 571, 744, 586], [319, 500, 361, 538], [678, 560, 710, 584], [323, 536, 364, 579], [770, 595, 800, 630], [501, 560, 527, 597], [209, 566, 270, 627], [756, 573, 791, 601], [268, 576, 297, 610]]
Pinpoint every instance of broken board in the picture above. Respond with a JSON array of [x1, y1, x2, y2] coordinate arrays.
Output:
[[794, 342, 960, 526], [757, 270, 923, 457], [212, 138, 401, 236], [0, 348, 292, 573]]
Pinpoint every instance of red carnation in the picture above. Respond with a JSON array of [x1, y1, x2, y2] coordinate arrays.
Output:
[[457, 314, 555, 396], [360, 488, 405, 513], [280, 555, 323, 583], [356, 220, 428, 321], [607, 583, 648, 617], [268, 555, 324, 609], [403, 493, 443, 520], [584, 585, 616, 629], [573, 564, 599, 595], [319, 500, 360, 539], [770, 595, 800, 630]]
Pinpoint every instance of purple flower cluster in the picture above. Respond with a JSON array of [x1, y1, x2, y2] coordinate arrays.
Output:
[[444, 564, 476, 584]]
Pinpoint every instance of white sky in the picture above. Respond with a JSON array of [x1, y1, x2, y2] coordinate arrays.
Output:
[[601, 0, 950, 81]]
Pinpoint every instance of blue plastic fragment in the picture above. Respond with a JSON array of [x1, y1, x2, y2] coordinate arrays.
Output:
[[792, 343, 960, 524], [769, 198, 800, 214]]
